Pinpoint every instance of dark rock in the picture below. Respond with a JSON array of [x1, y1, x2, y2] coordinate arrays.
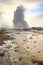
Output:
[[31, 59, 43, 65], [13, 61, 17, 63], [26, 40, 30, 42], [14, 47, 19, 49], [12, 42, 15, 44], [19, 57, 23, 61], [10, 38, 15, 40], [23, 40, 26, 41], [0, 50, 5, 57], [0, 53, 5, 57], [14, 49, 19, 52], [29, 37, 33, 39], [27, 47, 29, 49], [34, 41, 36, 43], [34, 46, 36, 47], [0, 42, 5, 45], [16, 33, 20, 34], [37, 51, 40, 53]]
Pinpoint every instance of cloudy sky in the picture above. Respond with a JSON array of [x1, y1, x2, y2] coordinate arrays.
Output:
[[0, 0, 43, 28]]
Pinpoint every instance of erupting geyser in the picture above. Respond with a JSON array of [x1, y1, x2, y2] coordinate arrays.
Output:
[[13, 5, 29, 29]]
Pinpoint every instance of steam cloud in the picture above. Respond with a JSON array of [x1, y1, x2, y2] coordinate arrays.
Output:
[[13, 5, 29, 29]]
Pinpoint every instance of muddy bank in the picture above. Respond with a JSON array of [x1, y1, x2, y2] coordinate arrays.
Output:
[[0, 30, 11, 45]]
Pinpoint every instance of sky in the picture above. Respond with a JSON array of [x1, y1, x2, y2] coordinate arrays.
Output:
[[0, 0, 43, 28]]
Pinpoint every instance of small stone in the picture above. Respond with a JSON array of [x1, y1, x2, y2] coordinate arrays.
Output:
[[38, 51, 40, 53], [0, 50, 5, 57], [34, 46, 36, 47], [19, 57, 23, 61], [14, 49, 19, 52], [14, 47, 19, 49], [13, 61, 17, 63], [27, 47, 29, 49], [30, 37, 33, 39], [12, 42, 15, 44], [34, 41, 36, 43]]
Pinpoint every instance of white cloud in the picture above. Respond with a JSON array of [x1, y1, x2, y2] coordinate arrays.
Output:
[[24, 13, 43, 27], [0, 0, 43, 4]]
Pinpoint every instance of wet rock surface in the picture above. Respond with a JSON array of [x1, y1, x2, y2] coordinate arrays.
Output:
[[0, 30, 11, 45], [0, 29, 43, 65]]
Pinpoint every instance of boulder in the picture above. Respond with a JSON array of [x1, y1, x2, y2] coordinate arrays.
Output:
[[31, 59, 43, 65]]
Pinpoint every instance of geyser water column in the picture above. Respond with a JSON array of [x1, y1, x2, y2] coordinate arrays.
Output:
[[13, 5, 29, 29]]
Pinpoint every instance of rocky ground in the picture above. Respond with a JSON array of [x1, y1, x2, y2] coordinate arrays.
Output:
[[0, 29, 43, 65]]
